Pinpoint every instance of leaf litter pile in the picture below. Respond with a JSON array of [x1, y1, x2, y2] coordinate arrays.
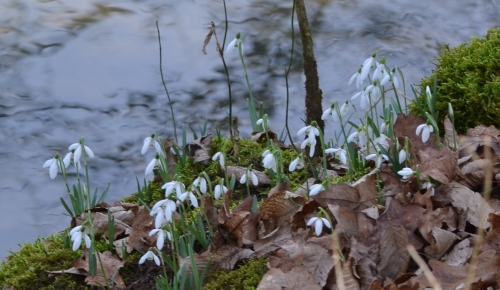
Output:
[[49, 113, 500, 289]]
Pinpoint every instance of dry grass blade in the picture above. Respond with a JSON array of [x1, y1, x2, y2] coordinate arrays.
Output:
[[407, 244, 441, 290]]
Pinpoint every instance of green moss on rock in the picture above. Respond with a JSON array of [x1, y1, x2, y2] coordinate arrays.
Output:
[[203, 258, 268, 290], [409, 27, 500, 133], [0, 234, 81, 289]]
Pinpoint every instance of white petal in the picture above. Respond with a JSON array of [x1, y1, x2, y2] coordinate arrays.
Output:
[[365, 154, 376, 160], [347, 132, 357, 143], [309, 184, 324, 196], [321, 108, 332, 120], [155, 211, 164, 229], [321, 218, 331, 229], [289, 158, 299, 172], [239, 174, 247, 184], [72, 233, 82, 251], [141, 137, 151, 154], [226, 38, 238, 54], [398, 150, 407, 163], [68, 143, 79, 151], [314, 219, 323, 236], [63, 153, 72, 168], [307, 217, 318, 226], [251, 172, 259, 186], [84, 146, 94, 158], [70, 226, 82, 236], [348, 72, 358, 86], [339, 151, 347, 165], [84, 234, 92, 248], [153, 253, 161, 266], [139, 252, 149, 264], [49, 161, 58, 179], [189, 193, 199, 208], [73, 146, 82, 163], [422, 126, 431, 143], [157, 231, 165, 250], [416, 124, 425, 136], [199, 178, 207, 194], [297, 126, 309, 136], [351, 91, 362, 101], [145, 158, 157, 175], [149, 229, 160, 236], [43, 158, 54, 168]]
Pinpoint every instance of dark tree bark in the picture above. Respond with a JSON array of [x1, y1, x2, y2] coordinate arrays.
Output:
[[295, 0, 324, 156]]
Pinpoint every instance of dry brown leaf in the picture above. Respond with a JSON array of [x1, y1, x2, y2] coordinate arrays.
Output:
[[342, 257, 361, 290], [127, 207, 156, 253], [259, 190, 303, 237], [423, 227, 457, 259], [377, 225, 410, 280], [393, 113, 437, 154], [301, 242, 335, 286], [348, 238, 378, 289], [185, 134, 212, 164], [312, 183, 360, 210], [257, 267, 321, 290], [225, 166, 272, 187], [179, 245, 254, 276], [441, 238, 472, 266], [447, 181, 493, 228], [218, 194, 258, 247], [417, 146, 457, 186], [352, 169, 379, 210], [458, 124, 500, 157]]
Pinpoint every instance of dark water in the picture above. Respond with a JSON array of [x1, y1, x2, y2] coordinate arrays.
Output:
[[0, 0, 499, 260]]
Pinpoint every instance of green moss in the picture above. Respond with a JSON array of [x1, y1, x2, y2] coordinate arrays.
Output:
[[409, 27, 500, 133], [0, 234, 82, 289], [203, 258, 268, 290]]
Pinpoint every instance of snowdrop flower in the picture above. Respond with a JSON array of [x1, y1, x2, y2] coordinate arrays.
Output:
[[262, 150, 278, 173], [309, 184, 325, 196], [43, 154, 65, 179], [397, 167, 414, 180], [139, 249, 160, 266], [349, 66, 364, 89], [366, 151, 389, 168], [150, 199, 176, 228], [307, 216, 331, 236], [351, 88, 370, 110], [297, 124, 320, 141], [321, 101, 349, 123], [212, 151, 225, 167], [379, 121, 389, 135], [256, 114, 269, 130], [142, 133, 162, 155], [347, 127, 366, 147], [213, 183, 227, 200], [178, 189, 199, 208], [416, 123, 434, 143], [325, 147, 347, 165], [145, 153, 161, 175], [289, 156, 304, 172], [226, 32, 243, 54], [162, 181, 186, 199], [69, 226, 92, 251], [398, 149, 407, 164], [364, 82, 382, 103], [192, 176, 207, 194], [359, 53, 377, 81], [422, 181, 435, 196], [62, 151, 79, 170], [300, 137, 317, 158], [68, 141, 94, 164], [240, 168, 258, 186], [149, 228, 172, 250]]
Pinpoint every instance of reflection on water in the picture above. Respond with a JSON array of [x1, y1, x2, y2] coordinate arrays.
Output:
[[0, 0, 499, 260]]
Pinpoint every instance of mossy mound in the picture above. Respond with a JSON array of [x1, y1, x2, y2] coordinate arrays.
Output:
[[409, 27, 500, 133], [203, 258, 268, 290], [0, 235, 83, 289]]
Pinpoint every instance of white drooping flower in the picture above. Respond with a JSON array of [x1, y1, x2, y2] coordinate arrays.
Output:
[[351, 88, 370, 110], [422, 181, 435, 196], [300, 137, 317, 158], [192, 176, 207, 194], [397, 167, 414, 180], [416, 123, 434, 143], [398, 149, 407, 164], [62, 151, 79, 170], [162, 181, 186, 200], [347, 127, 366, 147], [178, 189, 199, 208], [262, 150, 278, 173], [69, 226, 92, 252], [43, 155, 65, 179], [212, 151, 225, 168], [309, 184, 325, 196], [325, 147, 347, 165], [289, 157, 304, 172], [321, 101, 349, 123], [213, 183, 227, 200], [139, 249, 160, 266], [349, 67, 364, 89], [359, 54, 377, 81], [142, 133, 162, 155], [145, 154, 161, 175], [307, 216, 331, 236], [226, 33, 243, 54], [390, 68, 399, 89], [68, 141, 94, 164], [149, 228, 172, 250], [240, 168, 259, 186], [366, 151, 389, 168], [150, 199, 176, 228]]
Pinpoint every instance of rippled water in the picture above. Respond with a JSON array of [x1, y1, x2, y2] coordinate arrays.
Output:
[[0, 0, 499, 260]]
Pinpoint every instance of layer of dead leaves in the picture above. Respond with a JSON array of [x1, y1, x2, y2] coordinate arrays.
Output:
[[49, 114, 500, 289]]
